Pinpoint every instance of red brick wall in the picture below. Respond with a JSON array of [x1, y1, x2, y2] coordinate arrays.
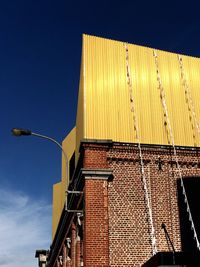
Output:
[[83, 143, 109, 169], [51, 142, 200, 267], [71, 223, 76, 267], [84, 177, 109, 267], [82, 142, 200, 267]]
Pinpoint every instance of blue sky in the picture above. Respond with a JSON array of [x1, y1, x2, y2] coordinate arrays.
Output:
[[1, 0, 200, 266]]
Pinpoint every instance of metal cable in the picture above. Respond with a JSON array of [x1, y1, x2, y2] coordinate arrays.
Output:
[[153, 50, 200, 251], [177, 55, 200, 136], [125, 43, 157, 255]]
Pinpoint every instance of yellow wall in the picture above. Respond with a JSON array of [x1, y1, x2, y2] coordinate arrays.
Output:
[[52, 127, 76, 239], [76, 53, 84, 162], [61, 127, 76, 196], [76, 35, 200, 148]]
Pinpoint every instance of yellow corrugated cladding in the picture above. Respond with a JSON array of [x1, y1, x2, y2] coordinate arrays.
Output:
[[52, 127, 76, 239], [76, 34, 200, 147], [76, 55, 84, 161]]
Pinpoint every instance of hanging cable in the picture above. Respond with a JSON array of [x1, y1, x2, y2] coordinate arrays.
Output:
[[125, 43, 157, 255], [153, 50, 200, 251], [177, 55, 200, 138]]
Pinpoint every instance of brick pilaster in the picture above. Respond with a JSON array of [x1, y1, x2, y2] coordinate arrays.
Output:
[[62, 244, 66, 267], [71, 223, 76, 267], [76, 236, 80, 267], [82, 169, 112, 267], [66, 256, 71, 267]]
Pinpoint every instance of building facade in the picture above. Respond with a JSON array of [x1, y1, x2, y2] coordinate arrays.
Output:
[[46, 35, 200, 267]]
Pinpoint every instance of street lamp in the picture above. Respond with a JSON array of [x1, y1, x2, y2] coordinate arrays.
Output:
[[11, 128, 68, 164], [11, 128, 81, 212], [12, 128, 70, 267]]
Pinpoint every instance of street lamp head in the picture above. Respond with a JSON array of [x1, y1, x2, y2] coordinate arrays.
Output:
[[12, 128, 32, 136]]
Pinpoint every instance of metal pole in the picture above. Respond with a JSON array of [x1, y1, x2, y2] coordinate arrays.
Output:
[[12, 128, 69, 206], [31, 132, 68, 164]]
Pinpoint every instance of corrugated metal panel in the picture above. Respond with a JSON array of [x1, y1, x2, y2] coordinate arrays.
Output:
[[76, 34, 200, 147], [76, 47, 85, 161], [52, 127, 76, 239]]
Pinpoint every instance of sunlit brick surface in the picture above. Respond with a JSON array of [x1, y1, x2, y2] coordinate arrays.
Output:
[[82, 142, 200, 267]]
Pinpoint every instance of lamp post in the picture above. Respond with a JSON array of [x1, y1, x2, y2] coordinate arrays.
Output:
[[12, 127, 70, 208], [12, 128, 83, 212], [11, 128, 68, 164], [12, 128, 76, 267]]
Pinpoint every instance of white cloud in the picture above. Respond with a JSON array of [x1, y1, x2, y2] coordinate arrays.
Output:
[[0, 187, 51, 267]]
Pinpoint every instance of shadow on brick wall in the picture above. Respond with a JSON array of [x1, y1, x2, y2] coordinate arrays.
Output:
[[177, 177, 200, 253]]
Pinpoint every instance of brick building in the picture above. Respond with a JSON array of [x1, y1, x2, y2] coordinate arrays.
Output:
[[46, 35, 200, 267]]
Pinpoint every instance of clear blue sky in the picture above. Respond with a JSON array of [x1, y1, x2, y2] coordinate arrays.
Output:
[[1, 1, 200, 266]]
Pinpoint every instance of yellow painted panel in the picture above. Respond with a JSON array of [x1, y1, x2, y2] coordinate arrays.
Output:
[[52, 127, 76, 240], [76, 49, 85, 162], [62, 127, 76, 190], [76, 35, 200, 147]]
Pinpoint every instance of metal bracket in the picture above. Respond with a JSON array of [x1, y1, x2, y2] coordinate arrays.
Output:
[[65, 191, 83, 213], [67, 190, 83, 194], [67, 209, 83, 213]]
